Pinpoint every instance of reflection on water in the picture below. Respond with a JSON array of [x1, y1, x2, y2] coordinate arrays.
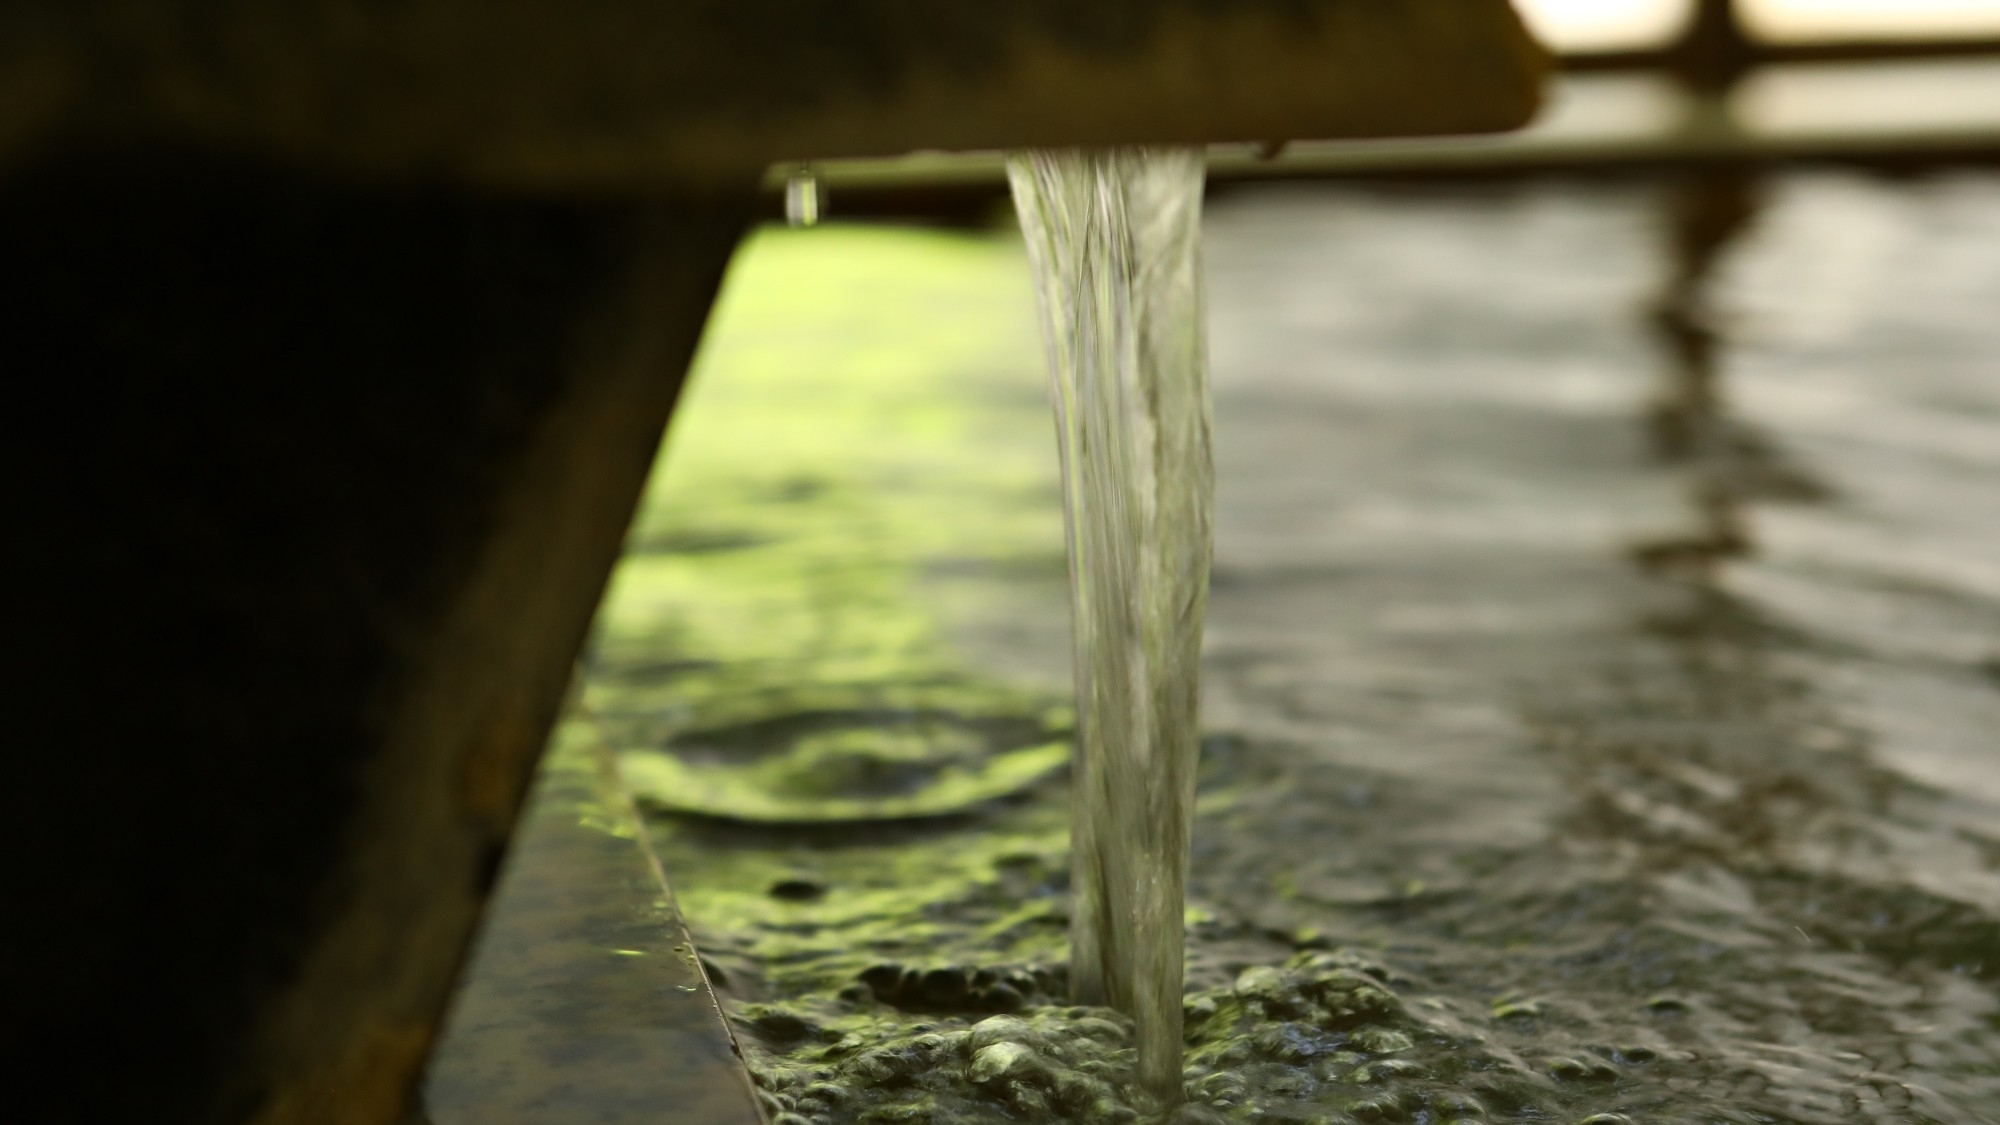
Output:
[[1733, 59, 2000, 141], [583, 174, 2000, 1122]]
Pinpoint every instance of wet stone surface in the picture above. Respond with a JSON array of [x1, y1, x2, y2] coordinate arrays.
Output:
[[586, 176, 2000, 1122]]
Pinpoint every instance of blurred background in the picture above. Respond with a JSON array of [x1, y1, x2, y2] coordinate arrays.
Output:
[[778, 0, 2000, 209], [556, 2, 2000, 1121]]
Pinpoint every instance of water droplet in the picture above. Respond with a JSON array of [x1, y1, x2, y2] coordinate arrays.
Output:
[[785, 166, 822, 228]]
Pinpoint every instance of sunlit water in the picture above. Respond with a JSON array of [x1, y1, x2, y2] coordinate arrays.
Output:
[[1007, 147, 1213, 1107], [591, 173, 2000, 1124]]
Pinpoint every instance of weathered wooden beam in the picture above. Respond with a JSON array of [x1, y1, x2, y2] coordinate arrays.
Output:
[[1, 1, 1546, 190]]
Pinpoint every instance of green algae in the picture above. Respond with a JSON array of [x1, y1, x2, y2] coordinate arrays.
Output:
[[619, 713, 1069, 823], [715, 939, 1652, 1125], [585, 224, 1068, 742]]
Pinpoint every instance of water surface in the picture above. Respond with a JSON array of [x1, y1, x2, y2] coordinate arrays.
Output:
[[589, 173, 2000, 1124]]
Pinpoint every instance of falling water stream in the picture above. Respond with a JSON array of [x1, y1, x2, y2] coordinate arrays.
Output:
[[1007, 147, 1213, 1109]]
